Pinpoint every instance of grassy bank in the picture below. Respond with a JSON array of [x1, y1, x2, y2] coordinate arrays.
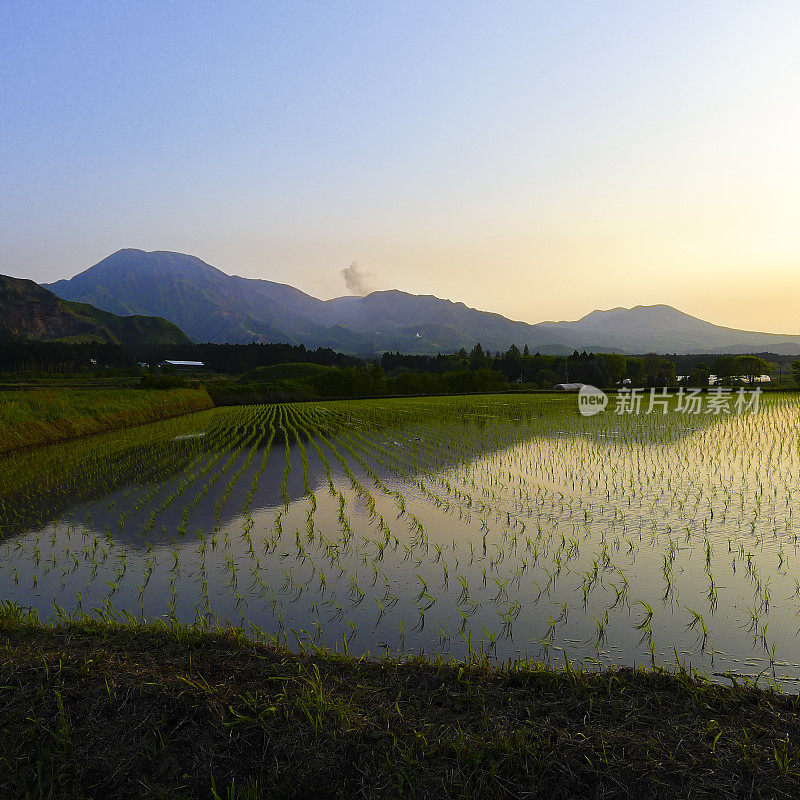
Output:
[[1, 611, 798, 798], [0, 387, 213, 455]]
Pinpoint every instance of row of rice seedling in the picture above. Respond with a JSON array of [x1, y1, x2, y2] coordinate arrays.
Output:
[[1, 392, 799, 686]]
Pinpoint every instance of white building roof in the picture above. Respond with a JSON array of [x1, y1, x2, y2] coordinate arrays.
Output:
[[161, 360, 205, 367]]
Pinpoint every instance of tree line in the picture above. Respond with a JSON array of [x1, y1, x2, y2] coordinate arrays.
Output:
[[0, 340, 796, 392], [383, 346, 675, 388], [0, 341, 359, 375]]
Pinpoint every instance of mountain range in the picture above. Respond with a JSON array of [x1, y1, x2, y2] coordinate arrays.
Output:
[[31, 248, 800, 356], [0, 273, 190, 347]]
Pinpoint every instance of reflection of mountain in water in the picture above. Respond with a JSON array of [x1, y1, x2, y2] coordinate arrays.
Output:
[[71, 441, 334, 549], [0, 399, 728, 548], [0, 410, 347, 545], [0, 413, 214, 540]]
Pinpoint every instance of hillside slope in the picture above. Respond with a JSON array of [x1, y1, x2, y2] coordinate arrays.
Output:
[[0, 274, 191, 347]]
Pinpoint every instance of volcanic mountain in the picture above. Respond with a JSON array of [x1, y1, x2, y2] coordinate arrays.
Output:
[[45, 249, 800, 355]]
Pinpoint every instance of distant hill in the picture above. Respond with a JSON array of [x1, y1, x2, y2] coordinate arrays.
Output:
[[0, 273, 191, 347], [45, 249, 800, 355], [532, 305, 800, 356]]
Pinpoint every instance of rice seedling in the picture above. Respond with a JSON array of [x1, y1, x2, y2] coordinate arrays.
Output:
[[1, 392, 799, 686]]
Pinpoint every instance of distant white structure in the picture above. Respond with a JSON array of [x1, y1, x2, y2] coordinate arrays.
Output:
[[553, 382, 586, 391], [158, 360, 205, 370], [709, 374, 772, 386]]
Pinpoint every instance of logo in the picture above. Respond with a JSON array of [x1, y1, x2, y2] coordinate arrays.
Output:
[[578, 385, 608, 416], [576, 386, 762, 416]]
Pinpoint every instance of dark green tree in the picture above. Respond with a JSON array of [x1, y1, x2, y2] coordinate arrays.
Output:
[[731, 355, 772, 385], [642, 353, 676, 387], [469, 343, 487, 370], [625, 357, 646, 386], [534, 368, 558, 388], [688, 363, 710, 387], [713, 356, 736, 384], [602, 353, 626, 387]]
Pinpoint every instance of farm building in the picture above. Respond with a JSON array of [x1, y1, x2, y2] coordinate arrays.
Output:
[[553, 382, 586, 391], [158, 360, 206, 371]]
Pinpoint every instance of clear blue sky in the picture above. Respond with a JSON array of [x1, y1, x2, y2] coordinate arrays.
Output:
[[2, 1, 799, 331]]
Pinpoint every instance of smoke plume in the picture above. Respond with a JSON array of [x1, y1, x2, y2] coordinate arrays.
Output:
[[341, 261, 374, 295]]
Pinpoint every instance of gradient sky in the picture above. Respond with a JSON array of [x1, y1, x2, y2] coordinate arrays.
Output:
[[2, 1, 799, 332]]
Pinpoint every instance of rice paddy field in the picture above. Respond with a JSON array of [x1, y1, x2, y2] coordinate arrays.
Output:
[[2, 392, 800, 688]]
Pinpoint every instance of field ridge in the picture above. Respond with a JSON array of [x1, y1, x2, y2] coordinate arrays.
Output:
[[1, 610, 799, 799], [0, 387, 213, 455]]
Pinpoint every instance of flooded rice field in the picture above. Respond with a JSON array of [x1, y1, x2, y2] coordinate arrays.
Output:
[[2, 393, 800, 687]]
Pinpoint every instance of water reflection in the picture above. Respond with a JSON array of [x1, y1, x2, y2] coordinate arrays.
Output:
[[1, 395, 798, 690]]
